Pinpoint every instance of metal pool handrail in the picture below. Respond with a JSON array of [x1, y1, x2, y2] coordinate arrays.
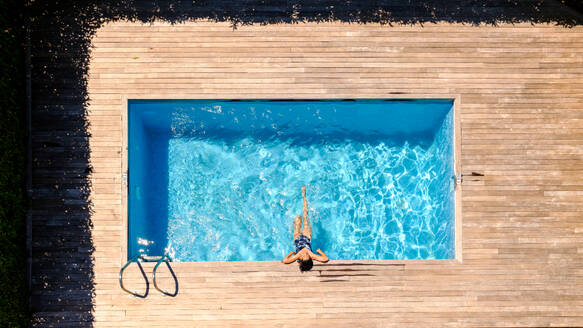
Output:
[[119, 254, 149, 298], [153, 255, 179, 297], [119, 254, 179, 297]]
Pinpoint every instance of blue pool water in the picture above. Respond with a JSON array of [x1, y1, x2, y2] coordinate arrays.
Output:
[[128, 99, 455, 261]]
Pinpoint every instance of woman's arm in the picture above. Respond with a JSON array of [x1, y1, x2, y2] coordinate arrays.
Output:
[[310, 249, 329, 263], [282, 251, 298, 264]]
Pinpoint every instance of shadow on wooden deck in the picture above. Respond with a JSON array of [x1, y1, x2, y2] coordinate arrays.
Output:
[[29, 0, 582, 326]]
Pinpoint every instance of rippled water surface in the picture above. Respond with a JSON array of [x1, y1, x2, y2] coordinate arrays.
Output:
[[128, 100, 455, 261]]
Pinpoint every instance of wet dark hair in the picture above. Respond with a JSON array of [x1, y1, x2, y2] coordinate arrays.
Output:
[[299, 259, 313, 272]]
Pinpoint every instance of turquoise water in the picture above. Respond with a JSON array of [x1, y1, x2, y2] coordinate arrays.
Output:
[[128, 100, 455, 261]]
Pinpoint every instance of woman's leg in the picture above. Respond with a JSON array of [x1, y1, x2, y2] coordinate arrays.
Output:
[[301, 186, 312, 239], [293, 215, 302, 241]]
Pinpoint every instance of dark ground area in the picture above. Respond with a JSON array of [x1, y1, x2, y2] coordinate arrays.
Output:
[[0, 0, 580, 327], [0, 0, 28, 327]]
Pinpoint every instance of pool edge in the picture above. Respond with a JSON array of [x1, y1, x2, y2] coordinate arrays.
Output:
[[121, 95, 463, 265]]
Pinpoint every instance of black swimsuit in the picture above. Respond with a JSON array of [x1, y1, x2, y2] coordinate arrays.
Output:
[[294, 234, 312, 253]]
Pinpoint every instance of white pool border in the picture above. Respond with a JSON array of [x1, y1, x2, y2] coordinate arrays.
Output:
[[120, 94, 462, 265]]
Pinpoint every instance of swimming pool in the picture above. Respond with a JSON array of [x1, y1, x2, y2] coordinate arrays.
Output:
[[127, 99, 456, 261]]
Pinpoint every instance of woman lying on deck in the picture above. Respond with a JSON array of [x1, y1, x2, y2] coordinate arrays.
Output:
[[282, 186, 329, 271]]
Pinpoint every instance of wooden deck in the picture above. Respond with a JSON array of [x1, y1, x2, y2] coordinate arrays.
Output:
[[80, 21, 583, 327], [30, 15, 583, 326]]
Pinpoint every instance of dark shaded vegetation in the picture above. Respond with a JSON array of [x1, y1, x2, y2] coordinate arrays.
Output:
[[23, 0, 583, 326], [562, 0, 583, 14], [0, 0, 28, 327]]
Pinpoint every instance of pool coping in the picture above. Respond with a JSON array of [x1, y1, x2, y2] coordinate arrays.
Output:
[[120, 94, 463, 265]]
